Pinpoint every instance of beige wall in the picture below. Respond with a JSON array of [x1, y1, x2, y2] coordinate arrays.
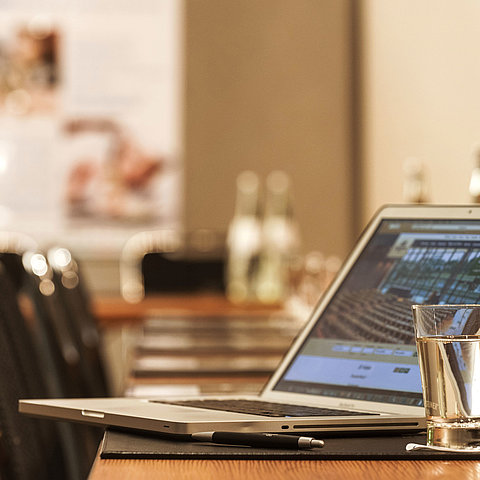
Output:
[[83, 1, 357, 294], [184, 0, 355, 258], [360, 0, 480, 225]]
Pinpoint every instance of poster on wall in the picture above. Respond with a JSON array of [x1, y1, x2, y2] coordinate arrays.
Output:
[[0, 0, 183, 258]]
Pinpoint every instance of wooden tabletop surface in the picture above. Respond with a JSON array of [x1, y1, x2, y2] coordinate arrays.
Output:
[[89, 457, 480, 480], [92, 293, 280, 326], [88, 294, 480, 479]]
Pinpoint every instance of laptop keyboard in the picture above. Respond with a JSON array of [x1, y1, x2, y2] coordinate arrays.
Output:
[[158, 398, 378, 417]]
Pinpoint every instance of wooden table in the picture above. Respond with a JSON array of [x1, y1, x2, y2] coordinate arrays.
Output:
[[88, 294, 480, 479], [89, 457, 480, 479], [92, 293, 280, 327]]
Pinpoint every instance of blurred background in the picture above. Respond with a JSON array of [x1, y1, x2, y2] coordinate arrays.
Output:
[[1, 0, 480, 295]]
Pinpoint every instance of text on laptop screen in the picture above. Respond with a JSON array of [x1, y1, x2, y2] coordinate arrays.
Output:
[[274, 218, 480, 406]]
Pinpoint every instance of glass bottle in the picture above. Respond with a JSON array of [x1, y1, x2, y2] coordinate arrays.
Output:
[[255, 171, 300, 304], [225, 171, 262, 303]]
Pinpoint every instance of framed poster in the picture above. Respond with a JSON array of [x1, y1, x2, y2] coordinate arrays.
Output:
[[0, 0, 183, 258]]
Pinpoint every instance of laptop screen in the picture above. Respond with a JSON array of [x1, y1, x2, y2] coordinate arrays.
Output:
[[273, 218, 480, 406]]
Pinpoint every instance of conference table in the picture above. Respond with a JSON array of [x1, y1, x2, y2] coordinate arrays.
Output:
[[87, 294, 480, 480], [89, 457, 480, 480]]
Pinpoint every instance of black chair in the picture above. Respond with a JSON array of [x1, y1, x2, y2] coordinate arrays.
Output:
[[0, 261, 73, 480], [22, 251, 88, 398], [0, 304, 49, 480], [120, 229, 225, 303], [20, 251, 103, 478], [47, 246, 109, 397]]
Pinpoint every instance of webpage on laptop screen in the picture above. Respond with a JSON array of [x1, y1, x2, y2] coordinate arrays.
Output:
[[274, 219, 480, 406]]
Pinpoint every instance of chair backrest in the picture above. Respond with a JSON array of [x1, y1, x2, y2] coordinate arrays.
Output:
[[47, 246, 109, 397], [0, 257, 48, 399], [0, 304, 48, 480], [22, 251, 88, 398], [0, 261, 73, 480], [120, 229, 225, 303], [20, 251, 104, 478]]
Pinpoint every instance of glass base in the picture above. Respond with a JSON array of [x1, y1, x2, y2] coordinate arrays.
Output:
[[428, 422, 480, 449]]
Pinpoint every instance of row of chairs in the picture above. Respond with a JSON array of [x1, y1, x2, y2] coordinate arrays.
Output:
[[0, 245, 109, 480]]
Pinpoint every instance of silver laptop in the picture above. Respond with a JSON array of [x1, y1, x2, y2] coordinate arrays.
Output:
[[21, 204, 480, 435]]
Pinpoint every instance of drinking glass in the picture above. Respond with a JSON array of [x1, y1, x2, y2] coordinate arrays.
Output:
[[412, 304, 480, 449]]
